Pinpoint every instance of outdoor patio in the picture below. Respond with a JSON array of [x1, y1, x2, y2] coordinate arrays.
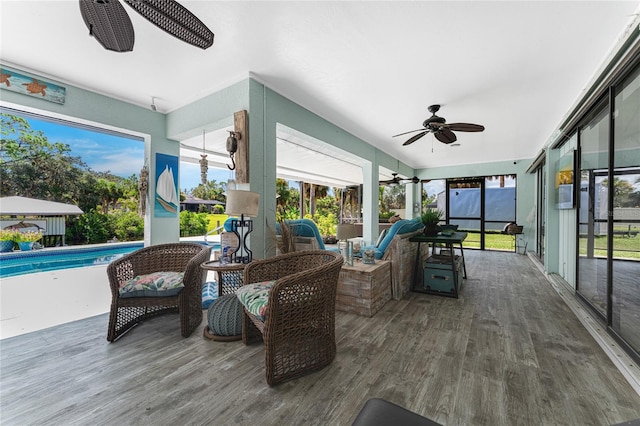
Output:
[[1, 250, 639, 425]]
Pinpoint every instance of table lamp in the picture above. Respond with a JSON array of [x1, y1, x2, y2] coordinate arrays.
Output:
[[336, 223, 357, 266], [225, 189, 260, 264]]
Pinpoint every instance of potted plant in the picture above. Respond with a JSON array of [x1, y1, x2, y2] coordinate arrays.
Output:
[[0, 228, 17, 252], [420, 208, 443, 236], [13, 230, 43, 251]]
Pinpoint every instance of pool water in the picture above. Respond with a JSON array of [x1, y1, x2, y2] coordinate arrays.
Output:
[[0, 242, 220, 278], [0, 243, 144, 278]]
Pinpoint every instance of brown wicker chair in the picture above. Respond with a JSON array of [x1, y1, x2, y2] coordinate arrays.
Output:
[[106, 242, 211, 342], [241, 250, 343, 386]]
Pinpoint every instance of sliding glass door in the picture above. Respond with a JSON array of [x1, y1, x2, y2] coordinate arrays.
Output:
[[577, 62, 640, 358], [611, 64, 640, 353], [577, 101, 609, 318]]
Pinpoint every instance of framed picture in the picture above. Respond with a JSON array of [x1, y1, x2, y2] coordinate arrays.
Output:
[[0, 68, 66, 104], [154, 153, 179, 217], [555, 150, 576, 209]]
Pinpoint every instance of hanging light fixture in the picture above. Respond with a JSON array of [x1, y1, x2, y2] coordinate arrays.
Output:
[[199, 130, 208, 185]]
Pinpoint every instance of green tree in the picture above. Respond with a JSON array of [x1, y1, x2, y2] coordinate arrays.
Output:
[[1, 113, 88, 204], [276, 179, 300, 221], [190, 179, 226, 202], [302, 183, 328, 218], [603, 177, 635, 207]]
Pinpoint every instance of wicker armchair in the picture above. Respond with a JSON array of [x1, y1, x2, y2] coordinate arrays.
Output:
[[106, 243, 211, 342], [241, 250, 343, 386]]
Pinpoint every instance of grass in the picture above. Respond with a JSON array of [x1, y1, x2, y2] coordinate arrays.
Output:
[[460, 231, 518, 251], [579, 235, 640, 260], [460, 230, 639, 260]]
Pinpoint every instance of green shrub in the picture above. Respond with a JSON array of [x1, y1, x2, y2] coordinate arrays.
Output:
[[180, 211, 208, 237], [112, 211, 144, 241]]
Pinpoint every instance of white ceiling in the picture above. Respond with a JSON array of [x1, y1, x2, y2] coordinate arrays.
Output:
[[2, 1, 639, 186]]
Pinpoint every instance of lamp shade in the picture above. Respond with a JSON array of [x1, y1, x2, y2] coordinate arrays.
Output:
[[225, 190, 260, 217], [336, 223, 357, 240]]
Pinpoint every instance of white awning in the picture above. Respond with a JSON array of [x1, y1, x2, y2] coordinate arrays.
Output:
[[0, 196, 84, 216]]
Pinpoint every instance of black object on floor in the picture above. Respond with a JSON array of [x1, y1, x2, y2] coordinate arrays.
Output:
[[352, 398, 442, 426]]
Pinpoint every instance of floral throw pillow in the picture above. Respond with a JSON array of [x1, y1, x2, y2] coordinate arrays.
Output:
[[119, 271, 185, 298], [235, 281, 275, 321]]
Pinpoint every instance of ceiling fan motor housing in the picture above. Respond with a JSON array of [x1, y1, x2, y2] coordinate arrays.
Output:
[[423, 115, 446, 128]]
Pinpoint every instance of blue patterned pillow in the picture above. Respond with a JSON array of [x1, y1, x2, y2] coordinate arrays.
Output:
[[202, 281, 218, 309], [119, 271, 184, 298], [235, 281, 275, 321]]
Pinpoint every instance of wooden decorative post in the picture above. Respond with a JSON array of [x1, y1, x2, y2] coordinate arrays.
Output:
[[234, 110, 249, 184]]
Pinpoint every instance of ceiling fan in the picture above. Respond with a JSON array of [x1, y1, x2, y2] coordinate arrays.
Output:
[[79, 0, 214, 53], [393, 104, 485, 146], [379, 173, 420, 186]]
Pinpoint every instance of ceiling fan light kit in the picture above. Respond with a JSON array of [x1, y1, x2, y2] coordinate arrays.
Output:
[[394, 104, 485, 146], [80, 0, 214, 53]]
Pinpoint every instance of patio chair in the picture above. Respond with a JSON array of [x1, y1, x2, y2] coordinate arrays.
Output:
[[106, 242, 211, 342], [273, 219, 341, 254], [237, 250, 343, 385]]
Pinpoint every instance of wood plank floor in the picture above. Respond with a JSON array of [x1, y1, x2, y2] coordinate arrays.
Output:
[[1, 250, 639, 425]]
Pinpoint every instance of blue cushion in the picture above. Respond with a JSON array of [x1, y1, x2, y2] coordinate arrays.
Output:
[[223, 218, 235, 232], [375, 228, 389, 247], [202, 281, 218, 309], [284, 219, 326, 250], [374, 218, 424, 259]]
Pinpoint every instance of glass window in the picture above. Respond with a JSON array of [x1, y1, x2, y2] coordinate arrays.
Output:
[[611, 63, 640, 353]]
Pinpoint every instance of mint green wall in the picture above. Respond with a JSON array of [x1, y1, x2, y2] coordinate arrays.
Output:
[[0, 66, 178, 245], [166, 79, 250, 141]]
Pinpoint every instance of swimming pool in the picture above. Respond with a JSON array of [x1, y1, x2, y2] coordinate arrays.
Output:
[[0, 242, 218, 278]]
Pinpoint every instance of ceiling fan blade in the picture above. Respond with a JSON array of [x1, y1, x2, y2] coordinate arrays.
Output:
[[435, 129, 457, 144], [401, 176, 420, 184], [402, 131, 428, 146], [80, 0, 135, 52], [447, 123, 485, 132], [393, 129, 425, 138], [123, 0, 214, 49]]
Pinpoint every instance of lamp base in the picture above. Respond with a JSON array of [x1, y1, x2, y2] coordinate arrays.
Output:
[[230, 216, 253, 264]]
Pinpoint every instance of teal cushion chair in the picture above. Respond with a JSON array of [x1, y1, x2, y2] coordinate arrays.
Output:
[[372, 218, 424, 259], [359, 218, 426, 300], [278, 219, 341, 253]]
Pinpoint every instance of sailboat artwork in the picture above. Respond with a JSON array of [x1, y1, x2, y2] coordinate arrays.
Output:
[[154, 153, 179, 217], [156, 165, 178, 213]]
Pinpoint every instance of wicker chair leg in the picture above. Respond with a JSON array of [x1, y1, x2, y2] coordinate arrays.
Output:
[[107, 302, 118, 342], [241, 310, 262, 345], [179, 291, 203, 338]]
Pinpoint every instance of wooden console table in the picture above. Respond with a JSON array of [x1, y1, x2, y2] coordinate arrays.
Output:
[[336, 260, 391, 317]]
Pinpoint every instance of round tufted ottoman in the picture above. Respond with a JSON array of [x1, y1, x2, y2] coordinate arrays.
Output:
[[203, 293, 243, 341]]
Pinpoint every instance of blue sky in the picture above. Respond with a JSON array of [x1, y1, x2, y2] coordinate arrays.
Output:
[[22, 116, 229, 192]]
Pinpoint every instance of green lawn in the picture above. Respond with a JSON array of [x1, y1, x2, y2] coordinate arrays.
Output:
[[580, 235, 640, 260], [460, 230, 639, 259], [461, 232, 514, 251]]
